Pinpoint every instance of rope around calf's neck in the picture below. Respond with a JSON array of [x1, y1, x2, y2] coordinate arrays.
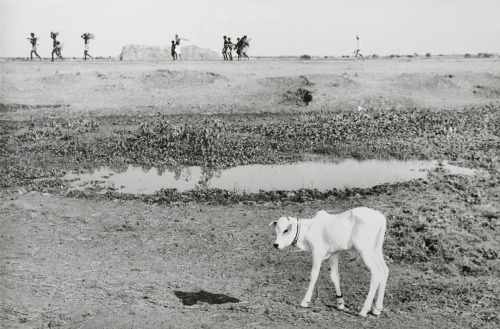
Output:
[[291, 217, 301, 246]]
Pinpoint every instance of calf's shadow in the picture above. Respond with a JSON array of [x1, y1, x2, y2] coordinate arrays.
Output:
[[174, 290, 240, 306]]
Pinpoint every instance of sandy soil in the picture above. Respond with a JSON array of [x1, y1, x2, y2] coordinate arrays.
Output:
[[2, 58, 499, 119], [1, 58, 499, 329]]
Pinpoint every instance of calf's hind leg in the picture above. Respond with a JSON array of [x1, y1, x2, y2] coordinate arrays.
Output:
[[358, 249, 381, 317], [373, 252, 389, 315]]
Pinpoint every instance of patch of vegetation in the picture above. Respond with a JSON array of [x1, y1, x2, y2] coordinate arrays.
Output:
[[2, 105, 499, 176]]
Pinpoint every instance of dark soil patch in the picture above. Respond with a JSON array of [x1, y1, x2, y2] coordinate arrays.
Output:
[[174, 290, 241, 306]]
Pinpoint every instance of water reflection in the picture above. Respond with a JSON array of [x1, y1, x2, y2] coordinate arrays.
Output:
[[64, 159, 476, 195]]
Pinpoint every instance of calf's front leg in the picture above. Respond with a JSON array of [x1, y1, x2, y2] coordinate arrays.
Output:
[[300, 253, 323, 307], [329, 253, 345, 310]]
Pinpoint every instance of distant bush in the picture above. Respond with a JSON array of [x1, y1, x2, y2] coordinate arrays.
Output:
[[464, 53, 471, 58], [300, 54, 311, 60], [372, 54, 379, 58], [477, 53, 493, 58], [407, 55, 414, 58], [425, 53, 431, 57]]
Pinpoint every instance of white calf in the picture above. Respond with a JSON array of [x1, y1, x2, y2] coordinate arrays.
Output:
[[270, 207, 389, 317]]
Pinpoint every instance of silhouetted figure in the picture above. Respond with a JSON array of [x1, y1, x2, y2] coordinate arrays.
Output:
[[171, 40, 177, 60], [81, 33, 94, 61], [175, 34, 189, 60], [353, 35, 364, 60], [51, 32, 63, 61], [27, 33, 41, 60], [235, 38, 243, 60], [240, 35, 250, 60], [227, 37, 234, 60], [222, 36, 228, 60]]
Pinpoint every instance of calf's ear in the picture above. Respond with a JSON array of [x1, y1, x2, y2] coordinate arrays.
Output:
[[269, 220, 277, 227]]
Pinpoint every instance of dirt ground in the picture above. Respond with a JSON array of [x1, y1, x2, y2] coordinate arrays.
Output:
[[2, 58, 499, 119], [1, 58, 499, 328]]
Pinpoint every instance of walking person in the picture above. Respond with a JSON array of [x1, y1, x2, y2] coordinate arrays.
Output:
[[54, 42, 63, 61], [235, 37, 243, 60], [171, 40, 177, 60], [81, 33, 94, 61], [240, 35, 250, 60], [353, 35, 364, 60], [27, 33, 41, 60], [227, 37, 234, 60], [51, 32, 63, 61], [174, 34, 189, 60], [222, 36, 228, 60]]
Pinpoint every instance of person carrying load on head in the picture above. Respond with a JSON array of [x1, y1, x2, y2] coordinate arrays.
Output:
[[240, 35, 250, 60], [353, 35, 364, 60], [51, 32, 63, 61], [81, 33, 94, 61]]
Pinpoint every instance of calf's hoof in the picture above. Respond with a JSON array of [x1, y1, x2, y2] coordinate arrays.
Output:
[[336, 297, 345, 310], [359, 310, 368, 317], [300, 301, 309, 308], [372, 308, 382, 316]]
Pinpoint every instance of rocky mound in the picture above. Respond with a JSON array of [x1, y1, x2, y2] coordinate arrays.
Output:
[[119, 44, 220, 61]]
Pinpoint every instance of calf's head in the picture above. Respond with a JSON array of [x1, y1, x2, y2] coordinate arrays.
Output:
[[269, 217, 298, 249]]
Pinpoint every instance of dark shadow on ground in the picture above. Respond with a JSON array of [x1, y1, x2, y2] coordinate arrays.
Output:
[[174, 290, 241, 306]]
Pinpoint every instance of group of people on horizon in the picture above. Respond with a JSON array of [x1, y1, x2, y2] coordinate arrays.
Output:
[[26, 32, 361, 61], [27, 32, 94, 61], [222, 35, 250, 60]]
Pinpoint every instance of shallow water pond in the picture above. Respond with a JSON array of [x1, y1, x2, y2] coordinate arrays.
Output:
[[63, 159, 476, 195]]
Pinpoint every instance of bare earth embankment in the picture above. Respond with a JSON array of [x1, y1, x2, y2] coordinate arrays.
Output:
[[1, 58, 499, 328]]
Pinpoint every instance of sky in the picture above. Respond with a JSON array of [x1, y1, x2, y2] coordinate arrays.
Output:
[[1, 0, 499, 58]]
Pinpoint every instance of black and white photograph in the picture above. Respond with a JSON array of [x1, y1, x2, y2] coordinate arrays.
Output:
[[1, 0, 499, 328]]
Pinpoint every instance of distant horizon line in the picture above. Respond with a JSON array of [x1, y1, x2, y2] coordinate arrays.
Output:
[[1, 52, 498, 60]]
